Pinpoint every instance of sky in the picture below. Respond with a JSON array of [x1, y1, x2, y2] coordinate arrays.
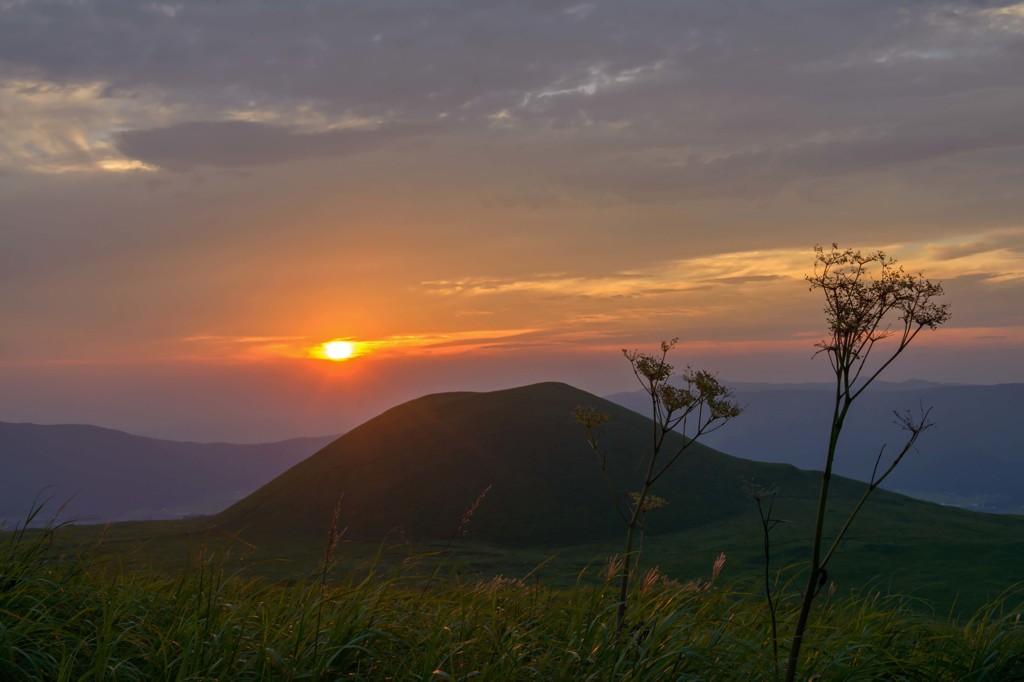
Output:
[[2, 0, 1023, 442]]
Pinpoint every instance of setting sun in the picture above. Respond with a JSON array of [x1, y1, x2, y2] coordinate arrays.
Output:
[[322, 340, 355, 361]]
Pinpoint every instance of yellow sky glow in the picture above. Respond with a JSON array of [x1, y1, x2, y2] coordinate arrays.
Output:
[[5, 231, 1017, 369], [92, 231, 1017, 369]]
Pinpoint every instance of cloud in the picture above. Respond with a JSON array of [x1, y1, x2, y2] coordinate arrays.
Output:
[[421, 248, 811, 300], [919, 228, 1024, 282], [0, 79, 166, 173], [568, 114, 1024, 200], [115, 119, 439, 170], [3, 1, 1013, 127], [4, 0, 1024, 387], [711, 275, 787, 285], [4, 0, 1024, 190]]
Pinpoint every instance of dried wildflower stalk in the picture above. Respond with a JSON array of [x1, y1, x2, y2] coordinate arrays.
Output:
[[575, 339, 741, 632], [784, 244, 950, 682]]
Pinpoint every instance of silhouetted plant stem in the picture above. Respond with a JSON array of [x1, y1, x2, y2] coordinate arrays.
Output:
[[575, 339, 741, 633], [783, 244, 949, 682], [748, 482, 782, 679], [615, 451, 663, 629], [617, 524, 637, 629], [313, 498, 343, 675], [786, 400, 843, 682]]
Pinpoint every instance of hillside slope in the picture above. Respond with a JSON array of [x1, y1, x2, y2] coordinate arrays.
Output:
[[216, 382, 885, 545], [0, 422, 335, 524], [608, 382, 1024, 512]]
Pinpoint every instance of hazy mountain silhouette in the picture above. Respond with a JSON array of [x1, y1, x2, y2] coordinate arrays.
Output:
[[0, 422, 335, 525], [607, 382, 1024, 512], [214, 382, 909, 545]]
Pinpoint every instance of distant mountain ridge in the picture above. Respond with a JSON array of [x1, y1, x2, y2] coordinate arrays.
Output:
[[0, 421, 336, 525], [606, 382, 1024, 513], [703, 379, 964, 392]]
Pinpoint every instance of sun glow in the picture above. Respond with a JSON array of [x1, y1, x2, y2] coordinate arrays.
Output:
[[320, 340, 356, 361]]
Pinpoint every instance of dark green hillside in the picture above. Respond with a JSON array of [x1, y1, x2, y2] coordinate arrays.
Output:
[[215, 382, 906, 546]]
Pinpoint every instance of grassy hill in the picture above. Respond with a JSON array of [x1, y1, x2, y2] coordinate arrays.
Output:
[[213, 383, 1023, 563], [215, 381, 816, 544]]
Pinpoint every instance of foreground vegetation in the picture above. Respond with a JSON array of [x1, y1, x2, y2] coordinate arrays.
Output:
[[3, 519, 1021, 681]]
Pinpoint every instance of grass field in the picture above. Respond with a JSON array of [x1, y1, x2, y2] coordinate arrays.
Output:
[[4, 505, 1022, 680], [59, 481, 1024, 619]]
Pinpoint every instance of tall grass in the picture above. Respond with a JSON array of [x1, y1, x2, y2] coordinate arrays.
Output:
[[1, 517, 1021, 680]]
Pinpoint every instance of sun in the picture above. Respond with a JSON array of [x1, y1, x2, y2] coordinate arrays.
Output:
[[322, 340, 355, 361]]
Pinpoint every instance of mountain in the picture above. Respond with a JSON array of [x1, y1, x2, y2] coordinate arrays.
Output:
[[606, 382, 1024, 512], [74, 381, 1022, 612], [215, 382, 906, 546], [0, 422, 336, 525]]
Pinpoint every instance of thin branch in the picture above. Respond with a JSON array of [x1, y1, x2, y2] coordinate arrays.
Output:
[[820, 408, 933, 570]]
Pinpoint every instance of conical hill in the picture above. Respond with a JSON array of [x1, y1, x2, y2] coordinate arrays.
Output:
[[214, 382, 834, 545]]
